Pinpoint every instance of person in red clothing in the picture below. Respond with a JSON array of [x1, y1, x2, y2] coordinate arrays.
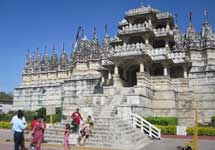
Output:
[[71, 108, 83, 133], [31, 116, 38, 131]]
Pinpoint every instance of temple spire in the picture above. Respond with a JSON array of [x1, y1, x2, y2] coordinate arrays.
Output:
[[52, 43, 56, 53], [174, 13, 178, 25], [62, 42, 65, 52], [81, 28, 84, 39], [44, 46, 47, 54], [189, 11, 192, 24], [105, 24, 109, 37], [93, 27, 97, 38], [204, 8, 208, 23]]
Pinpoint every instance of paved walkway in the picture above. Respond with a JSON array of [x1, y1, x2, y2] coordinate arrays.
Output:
[[1, 129, 214, 150]]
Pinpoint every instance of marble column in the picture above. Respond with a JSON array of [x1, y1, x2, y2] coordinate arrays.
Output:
[[183, 66, 188, 78], [114, 65, 119, 75], [145, 38, 149, 44], [164, 64, 168, 76], [165, 40, 169, 48], [140, 63, 144, 73]]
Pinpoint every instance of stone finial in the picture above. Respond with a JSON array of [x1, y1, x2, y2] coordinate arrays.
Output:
[[189, 11, 192, 24], [204, 8, 208, 23], [52, 43, 56, 53]]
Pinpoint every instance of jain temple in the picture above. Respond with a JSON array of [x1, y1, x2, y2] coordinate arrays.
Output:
[[13, 4, 215, 128]]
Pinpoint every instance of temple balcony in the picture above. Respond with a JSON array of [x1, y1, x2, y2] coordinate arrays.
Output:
[[118, 23, 153, 35], [112, 43, 146, 57], [153, 27, 173, 37], [168, 51, 186, 63], [147, 47, 170, 60], [125, 6, 159, 18], [156, 12, 173, 20]]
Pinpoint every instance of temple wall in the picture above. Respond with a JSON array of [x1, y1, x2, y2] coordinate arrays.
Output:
[[13, 84, 62, 111]]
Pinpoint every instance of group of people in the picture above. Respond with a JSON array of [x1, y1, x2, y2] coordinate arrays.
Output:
[[10, 108, 93, 150], [64, 108, 94, 150], [10, 110, 46, 150]]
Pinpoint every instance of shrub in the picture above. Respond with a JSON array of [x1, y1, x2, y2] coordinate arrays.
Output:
[[36, 107, 46, 116], [187, 127, 215, 136], [0, 121, 11, 129], [145, 117, 178, 125], [156, 125, 176, 135], [211, 116, 215, 127]]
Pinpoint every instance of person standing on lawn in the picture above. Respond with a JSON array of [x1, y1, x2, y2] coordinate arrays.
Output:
[[71, 108, 83, 133]]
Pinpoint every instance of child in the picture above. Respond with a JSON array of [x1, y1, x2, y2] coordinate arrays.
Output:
[[64, 124, 71, 150], [78, 122, 93, 146]]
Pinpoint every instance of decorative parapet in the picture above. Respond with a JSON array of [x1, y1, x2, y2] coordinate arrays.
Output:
[[156, 12, 173, 20], [147, 47, 170, 60], [153, 27, 173, 37], [112, 43, 145, 57], [125, 6, 159, 17], [119, 23, 153, 35], [168, 51, 186, 63]]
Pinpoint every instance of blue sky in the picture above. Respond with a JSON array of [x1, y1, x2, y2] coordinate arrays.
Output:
[[0, 0, 214, 92]]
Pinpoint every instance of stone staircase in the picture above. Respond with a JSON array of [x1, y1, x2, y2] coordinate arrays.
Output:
[[85, 116, 150, 150], [44, 88, 152, 149]]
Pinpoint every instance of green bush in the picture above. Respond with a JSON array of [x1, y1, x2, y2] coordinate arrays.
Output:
[[0, 107, 63, 126], [0, 121, 12, 129], [36, 107, 46, 116], [211, 116, 215, 127], [0, 113, 14, 122], [187, 127, 215, 136], [0, 121, 30, 129], [156, 125, 176, 135], [145, 117, 178, 125]]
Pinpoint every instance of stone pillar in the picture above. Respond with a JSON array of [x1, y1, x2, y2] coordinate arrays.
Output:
[[164, 64, 168, 76], [145, 38, 149, 44], [165, 40, 169, 48], [114, 65, 118, 75], [108, 71, 112, 79], [183, 66, 188, 78], [166, 23, 170, 30], [101, 76, 105, 84], [140, 63, 144, 73]]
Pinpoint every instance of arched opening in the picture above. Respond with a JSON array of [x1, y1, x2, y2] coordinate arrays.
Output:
[[128, 36, 145, 44], [150, 63, 164, 76], [153, 40, 165, 48], [170, 66, 184, 78], [119, 65, 139, 87], [127, 65, 139, 87]]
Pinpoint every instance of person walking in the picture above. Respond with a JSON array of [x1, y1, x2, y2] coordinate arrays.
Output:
[[11, 110, 27, 150], [32, 115, 46, 150], [71, 108, 83, 133], [12, 111, 27, 150], [64, 124, 71, 150]]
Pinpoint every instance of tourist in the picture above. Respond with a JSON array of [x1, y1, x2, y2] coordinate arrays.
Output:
[[30, 116, 38, 149], [64, 124, 71, 150], [78, 122, 93, 145], [32, 115, 46, 150], [71, 108, 83, 133], [12, 110, 27, 150], [31, 116, 38, 131], [85, 115, 93, 124], [10, 110, 27, 150]]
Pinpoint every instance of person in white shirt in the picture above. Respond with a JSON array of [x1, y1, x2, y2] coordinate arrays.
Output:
[[11, 110, 27, 150]]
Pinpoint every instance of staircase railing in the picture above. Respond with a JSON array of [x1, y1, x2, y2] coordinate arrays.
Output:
[[131, 113, 161, 139]]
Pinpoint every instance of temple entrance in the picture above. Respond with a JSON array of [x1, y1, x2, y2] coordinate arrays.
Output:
[[119, 65, 139, 87]]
